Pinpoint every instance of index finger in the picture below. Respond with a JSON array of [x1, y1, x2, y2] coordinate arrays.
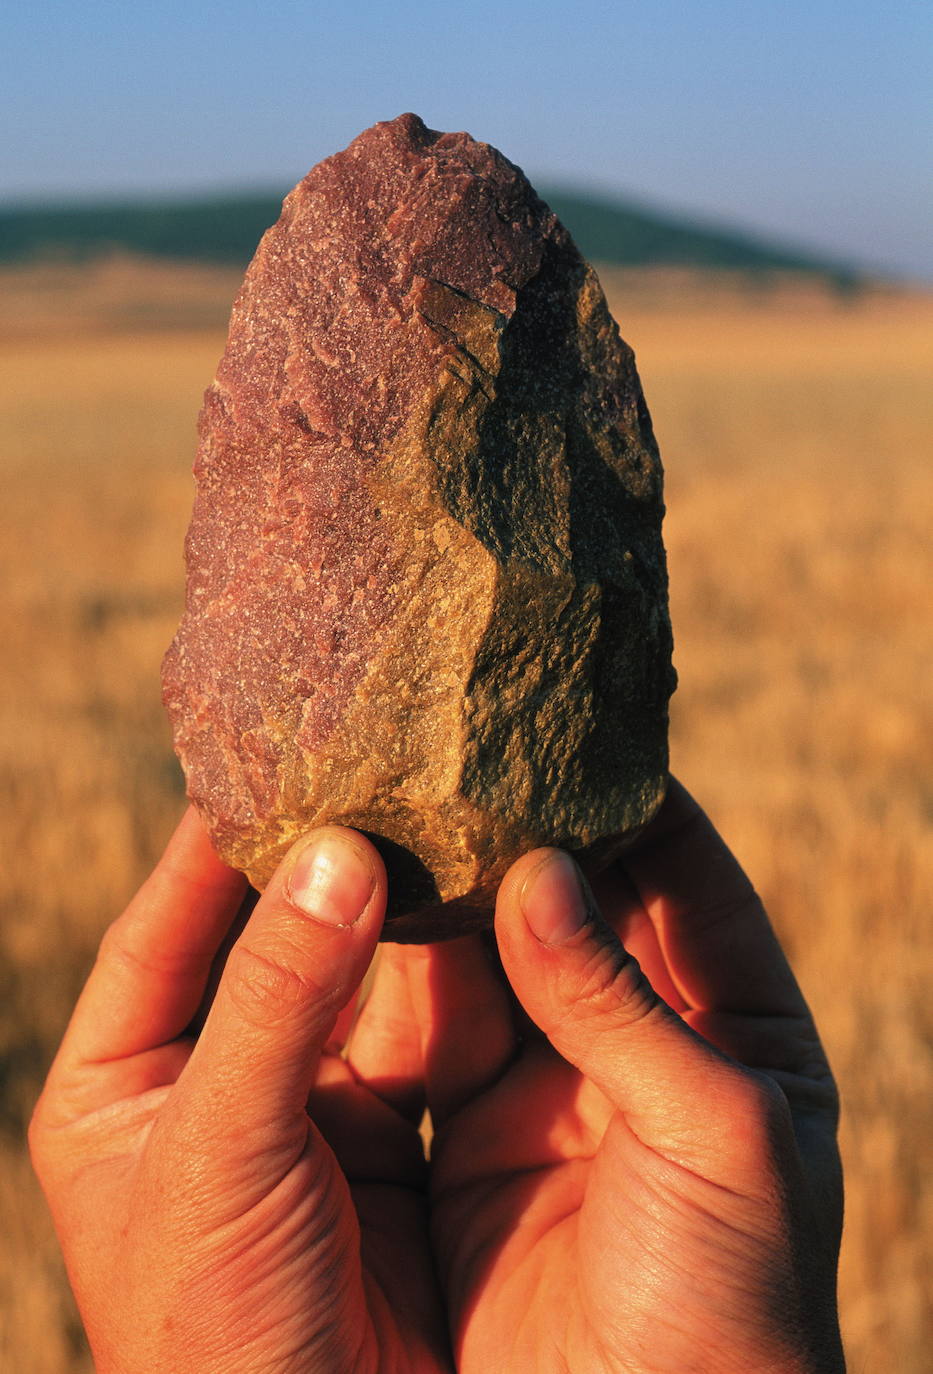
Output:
[[621, 778, 810, 1018], [56, 807, 247, 1073]]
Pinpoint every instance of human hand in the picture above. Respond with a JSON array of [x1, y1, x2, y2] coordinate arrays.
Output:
[[392, 779, 845, 1373], [29, 808, 451, 1374]]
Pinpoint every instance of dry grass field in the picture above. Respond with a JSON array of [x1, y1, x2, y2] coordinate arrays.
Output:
[[1, 257, 931, 1371]]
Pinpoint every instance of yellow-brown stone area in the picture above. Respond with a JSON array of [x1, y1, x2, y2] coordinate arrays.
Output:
[[162, 114, 676, 940]]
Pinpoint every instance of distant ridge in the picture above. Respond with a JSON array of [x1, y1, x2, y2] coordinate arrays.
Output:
[[542, 189, 861, 287], [0, 195, 280, 269], [0, 186, 863, 289]]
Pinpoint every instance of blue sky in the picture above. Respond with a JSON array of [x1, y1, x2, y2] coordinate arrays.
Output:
[[3, 0, 930, 278]]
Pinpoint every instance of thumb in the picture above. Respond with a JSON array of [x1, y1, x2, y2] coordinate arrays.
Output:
[[170, 827, 385, 1169], [495, 848, 770, 1174]]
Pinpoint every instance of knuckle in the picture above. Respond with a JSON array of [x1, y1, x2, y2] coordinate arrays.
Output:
[[727, 1068, 796, 1159], [557, 932, 659, 1035], [26, 1098, 50, 1170], [817, 1066, 841, 1125], [789, 1023, 840, 1095], [98, 921, 182, 980], [689, 883, 761, 940], [748, 1069, 792, 1124], [222, 942, 337, 1030], [26, 1087, 66, 1181]]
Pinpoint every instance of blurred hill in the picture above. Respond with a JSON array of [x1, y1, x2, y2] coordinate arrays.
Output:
[[0, 185, 864, 290]]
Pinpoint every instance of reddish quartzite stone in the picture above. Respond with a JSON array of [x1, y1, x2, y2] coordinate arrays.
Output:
[[162, 113, 676, 941]]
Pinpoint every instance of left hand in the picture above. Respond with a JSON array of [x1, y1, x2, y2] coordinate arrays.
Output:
[[29, 808, 451, 1374]]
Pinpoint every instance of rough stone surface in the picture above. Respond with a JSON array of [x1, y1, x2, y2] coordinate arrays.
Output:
[[162, 113, 676, 941]]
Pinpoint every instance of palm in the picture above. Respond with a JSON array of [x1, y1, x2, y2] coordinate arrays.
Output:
[[428, 1033, 832, 1374], [428, 1035, 620, 1370], [35, 1016, 449, 1373]]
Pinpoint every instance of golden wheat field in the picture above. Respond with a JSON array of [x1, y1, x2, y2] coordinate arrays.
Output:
[[1, 256, 931, 1371]]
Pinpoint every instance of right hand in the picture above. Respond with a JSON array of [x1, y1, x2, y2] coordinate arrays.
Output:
[[385, 778, 845, 1372]]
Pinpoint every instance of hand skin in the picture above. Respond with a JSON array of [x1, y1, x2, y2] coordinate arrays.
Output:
[[29, 813, 452, 1373], [30, 779, 845, 1373], [361, 779, 846, 1374]]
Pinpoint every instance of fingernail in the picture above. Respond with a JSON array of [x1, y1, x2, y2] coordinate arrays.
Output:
[[287, 833, 375, 927], [520, 851, 590, 945]]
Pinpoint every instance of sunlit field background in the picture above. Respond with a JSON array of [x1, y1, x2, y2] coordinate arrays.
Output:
[[1, 256, 931, 1370]]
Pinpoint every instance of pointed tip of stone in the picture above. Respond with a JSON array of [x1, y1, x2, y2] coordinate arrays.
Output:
[[351, 112, 441, 153]]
